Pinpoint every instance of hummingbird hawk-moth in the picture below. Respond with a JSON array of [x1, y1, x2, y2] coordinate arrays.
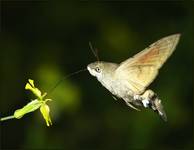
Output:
[[87, 34, 180, 121]]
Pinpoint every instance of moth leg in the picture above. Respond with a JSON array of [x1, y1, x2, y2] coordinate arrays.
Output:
[[140, 89, 156, 107], [124, 97, 141, 111], [141, 89, 155, 100], [125, 101, 141, 111], [133, 94, 145, 106], [112, 96, 118, 101], [142, 99, 150, 108], [133, 95, 141, 101]]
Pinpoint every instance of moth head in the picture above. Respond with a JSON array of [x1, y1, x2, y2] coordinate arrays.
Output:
[[87, 62, 104, 78]]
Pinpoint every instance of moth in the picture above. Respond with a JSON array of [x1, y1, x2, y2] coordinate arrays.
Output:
[[87, 34, 180, 121]]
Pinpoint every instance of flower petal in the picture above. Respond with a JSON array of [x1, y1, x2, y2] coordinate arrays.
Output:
[[40, 104, 52, 126], [25, 83, 33, 90], [28, 79, 35, 87], [25, 79, 42, 99], [14, 100, 42, 119]]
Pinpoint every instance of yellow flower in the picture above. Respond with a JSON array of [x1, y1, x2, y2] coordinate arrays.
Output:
[[21, 79, 53, 126], [1, 79, 53, 126]]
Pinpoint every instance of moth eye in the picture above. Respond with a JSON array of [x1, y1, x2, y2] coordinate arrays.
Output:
[[95, 67, 101, 73]]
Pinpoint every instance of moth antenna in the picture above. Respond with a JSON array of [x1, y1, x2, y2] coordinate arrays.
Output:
[[95, 47, 100, 62], [47, 68, 87, 96], [89, 42, 100, 61]]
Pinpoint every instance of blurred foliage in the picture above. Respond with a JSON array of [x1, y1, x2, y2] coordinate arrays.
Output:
[[0, 1, 193, 150]]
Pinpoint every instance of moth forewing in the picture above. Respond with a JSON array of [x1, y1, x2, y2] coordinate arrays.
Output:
[[115, 34, 180, 95]]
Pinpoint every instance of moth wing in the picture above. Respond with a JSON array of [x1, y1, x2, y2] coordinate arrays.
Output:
[[115, 34, 180, 94]]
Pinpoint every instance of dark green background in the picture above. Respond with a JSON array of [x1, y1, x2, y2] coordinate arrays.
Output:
[[0, 1, 193, 149]]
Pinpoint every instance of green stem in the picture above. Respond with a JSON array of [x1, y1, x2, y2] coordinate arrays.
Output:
[[0, 115, 15, 121]]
